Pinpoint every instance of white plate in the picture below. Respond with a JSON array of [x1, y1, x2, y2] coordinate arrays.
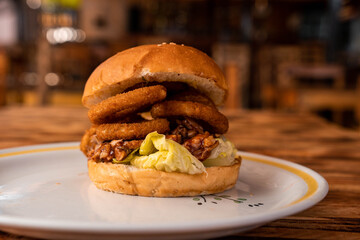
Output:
[[0, 142, 328, 240]]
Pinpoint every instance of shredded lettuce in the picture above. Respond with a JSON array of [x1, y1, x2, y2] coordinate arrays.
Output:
[[116, 132, 237, 173], [130, 132, 205, 174]]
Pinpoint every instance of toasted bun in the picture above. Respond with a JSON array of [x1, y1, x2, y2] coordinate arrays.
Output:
[[82, 43, 227, 108], [88, 158, 241, 197]]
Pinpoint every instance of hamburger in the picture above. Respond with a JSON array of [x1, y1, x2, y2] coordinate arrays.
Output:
[[80, 43, 241, 197]]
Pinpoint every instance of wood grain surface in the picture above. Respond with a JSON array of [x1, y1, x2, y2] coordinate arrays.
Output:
[[0, 106, 359, 240]]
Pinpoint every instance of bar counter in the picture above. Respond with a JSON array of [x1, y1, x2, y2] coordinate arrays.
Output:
[[0, 106, 359, 240]]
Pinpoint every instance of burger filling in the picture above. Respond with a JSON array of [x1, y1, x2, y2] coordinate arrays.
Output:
[[87, 117, 222, 162], [81, 84, 237, 174]]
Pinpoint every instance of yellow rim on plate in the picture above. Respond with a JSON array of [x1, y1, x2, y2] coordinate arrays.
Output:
[[0, 146, 318, 206], [0, 146, 79, 158], [243, 155, 318, 206]]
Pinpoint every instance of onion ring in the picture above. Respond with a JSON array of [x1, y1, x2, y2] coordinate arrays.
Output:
[[96, 118, 170, 141], [169, 90, 215, 107], [88, 85, 167, 124], [150, 101, 228, 134]]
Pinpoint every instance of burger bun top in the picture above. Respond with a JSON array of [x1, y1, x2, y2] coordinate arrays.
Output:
[[82, 43, 227, 108]]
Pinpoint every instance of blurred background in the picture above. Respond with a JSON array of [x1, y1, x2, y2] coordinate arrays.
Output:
[[0, 0, 359, 129]]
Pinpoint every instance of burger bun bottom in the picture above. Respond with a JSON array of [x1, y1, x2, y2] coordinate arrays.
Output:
[[88, 157, 241, 197]]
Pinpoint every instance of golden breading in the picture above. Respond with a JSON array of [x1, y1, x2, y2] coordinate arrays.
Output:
[[151, 100, 229, 134], [88, 85, 167, 124], [96, 119, 170, 141]]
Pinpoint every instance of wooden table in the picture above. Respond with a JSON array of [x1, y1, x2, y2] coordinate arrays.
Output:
[[0, 106, 359, 240]]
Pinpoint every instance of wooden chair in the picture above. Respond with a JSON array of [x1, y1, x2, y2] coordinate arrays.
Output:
[[257, 44, 325, 109], [212, 44, 250, 109], [276, 63, 360, 125]]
